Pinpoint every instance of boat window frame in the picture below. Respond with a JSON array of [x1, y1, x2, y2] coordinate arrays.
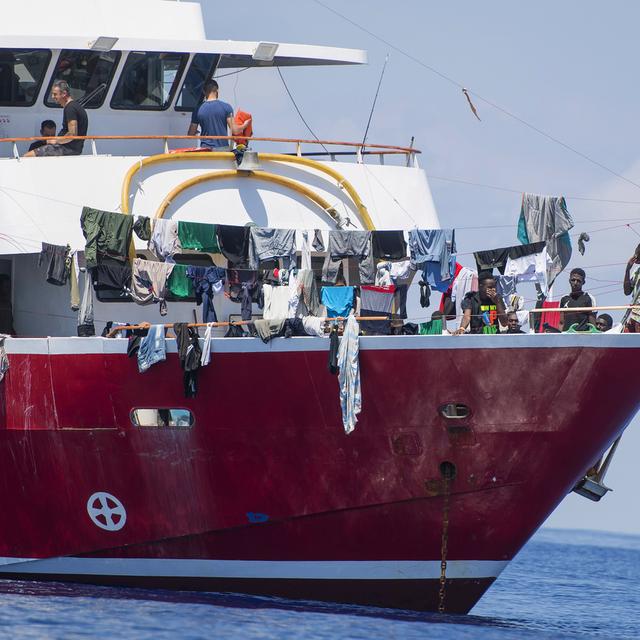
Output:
[[43, 49, 122, 109], [130, 408, 195, 429], [0, 48, 52, 107], [110, 51, 189, 112], [174, 53, 220, 113]]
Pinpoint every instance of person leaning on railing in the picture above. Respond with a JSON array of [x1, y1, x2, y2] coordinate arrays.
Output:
[[623, 243, 640, 333], [454, 274, 509, 335]]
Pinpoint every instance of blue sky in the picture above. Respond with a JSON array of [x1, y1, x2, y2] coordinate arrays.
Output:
[[199, 0, 640, 534]]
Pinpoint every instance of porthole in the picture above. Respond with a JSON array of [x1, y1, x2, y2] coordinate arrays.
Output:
[[439, 403, 471, 419], [130, 408, 194, 428]]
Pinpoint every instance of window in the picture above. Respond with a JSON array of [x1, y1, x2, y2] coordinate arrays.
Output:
[[0, 48, 51, 106], [175, 53, 219, 112], [45, 50, 120, 108], [111, 52, 188, 110], [131, 408, 194, 428]]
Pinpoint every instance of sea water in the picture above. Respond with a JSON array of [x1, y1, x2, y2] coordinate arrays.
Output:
[[0, 528, 637, 639]]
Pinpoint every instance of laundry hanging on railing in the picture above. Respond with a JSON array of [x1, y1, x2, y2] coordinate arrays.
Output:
[[372, 230, 407, 260], [39, 242, 70, 286], [360, 284, 395, 335], [149, 218, 181, 262], [186, 265, 226, 323], [178, 221, 220, 253], [137, 324, 166, 373], [174, 322, 202, 398], [248, 227, 297, 270], [321, 286, 355, 318], [337, 313, 361, 434]]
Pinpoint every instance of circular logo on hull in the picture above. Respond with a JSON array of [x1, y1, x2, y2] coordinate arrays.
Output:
[[87, 492, 127, 531]]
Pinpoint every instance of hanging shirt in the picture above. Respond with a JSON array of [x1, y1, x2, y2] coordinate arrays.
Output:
[[408, 229, 456, 281], [149, 218, 181, 262], [226, 269, 260, 321], [321, 286, 354, 318], [322, 230, 375, 285], [186, 266, 225, 323], [337, 314, 361, 435], [503, 245, 550, 295], [91, 262, 132, 295], [167, 264, 194, 298], [248, 227, 297, 270], [80, 207, 134, 269], [39, 242, 69, 286], [262, 284, 292, 320], [360, 284, 395, 335], [177, 221, 220, 253]]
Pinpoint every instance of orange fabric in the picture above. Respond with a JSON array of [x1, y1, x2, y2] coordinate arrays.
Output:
[[233, 110, 253, 145]]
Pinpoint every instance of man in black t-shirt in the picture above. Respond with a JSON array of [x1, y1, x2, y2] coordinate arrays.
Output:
[[25, 81, 88, 157], [455, 274, 509, 335], [27, 120, 56, 152], [559, 268, 596, 331]]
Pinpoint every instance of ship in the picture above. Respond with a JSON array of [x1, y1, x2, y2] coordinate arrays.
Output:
[[0, 0, 637, 614]]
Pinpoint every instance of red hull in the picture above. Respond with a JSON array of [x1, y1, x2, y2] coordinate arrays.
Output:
[[0, 335, 638, 612]]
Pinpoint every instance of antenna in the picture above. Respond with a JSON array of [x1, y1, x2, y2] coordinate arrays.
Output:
[[361, 53, 389, 154]]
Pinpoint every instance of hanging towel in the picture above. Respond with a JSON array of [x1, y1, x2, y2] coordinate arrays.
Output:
[[538, 300, 561, 333], [298, 230, 312, 270], [337, 314, 361, 434], [81, 207, 133, 269], [178, 221, 220, 253], [186, 266, 225, 323], [148, 218, 181, 262], [419, 318, 443, 335], [137, 324, 166, 373], [201, 323, 214, 367], [130, 258, 174, 316], [517, 193, 573, 287], [372, 230, 407, 260], [503, 245, 550, 295], [321, 286, 354, 318], [302, 316, 326, 337], [262, 284, 292, 320], [248, 227, 297, 270], [167, 264, 194, 298]]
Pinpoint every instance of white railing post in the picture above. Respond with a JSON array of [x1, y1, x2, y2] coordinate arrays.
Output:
[[164, 138, 169, 154], [91, 138, 97, 156], [12, 143, 19, 160], [356, 146, 363, 164], [296, 142, 302, 157]]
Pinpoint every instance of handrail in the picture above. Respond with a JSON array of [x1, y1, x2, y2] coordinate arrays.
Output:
[[528, 305, 640, 314], [1, 134, 421, 155], [155, 170, 341, 224], [120, 152, 376, 230]]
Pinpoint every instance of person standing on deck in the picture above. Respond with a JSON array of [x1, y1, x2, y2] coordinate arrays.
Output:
[[558, 268, 596, 332], [454, 274, 508, 335], [24, 81, 87, 157], [187, 80, 251, 150]]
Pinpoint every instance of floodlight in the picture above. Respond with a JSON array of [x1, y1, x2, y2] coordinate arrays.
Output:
[[89, 37, 119, 52], [252, 42, 279, 63]]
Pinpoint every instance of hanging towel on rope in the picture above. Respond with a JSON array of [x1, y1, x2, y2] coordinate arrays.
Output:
[[201, 323, 214, 367], [178, 221, 220, 253], [517, 193, 573, 287], [337, 314, 361, 434]]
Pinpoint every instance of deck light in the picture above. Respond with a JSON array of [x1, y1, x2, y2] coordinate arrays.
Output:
[[252, 42, 279, 63], [89, 37, 119, 52]]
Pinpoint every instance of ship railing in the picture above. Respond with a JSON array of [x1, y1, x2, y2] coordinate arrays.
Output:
[[0, 135, 421, 167]]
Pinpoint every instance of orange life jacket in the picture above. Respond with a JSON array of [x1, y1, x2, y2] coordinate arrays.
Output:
[[233, 110, 253, 146]]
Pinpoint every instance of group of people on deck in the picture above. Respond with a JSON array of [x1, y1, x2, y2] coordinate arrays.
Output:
[[23, 79, 247, 157]]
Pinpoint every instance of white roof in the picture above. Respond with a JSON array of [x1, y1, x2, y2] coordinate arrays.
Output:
[[0, 36, 367, 67]]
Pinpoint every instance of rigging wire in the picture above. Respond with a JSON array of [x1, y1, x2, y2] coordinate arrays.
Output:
[[362, 54, 390, 151], [213, 67, 251, 79], [310, 0, 640, 192], [276, 67, 329, 154]]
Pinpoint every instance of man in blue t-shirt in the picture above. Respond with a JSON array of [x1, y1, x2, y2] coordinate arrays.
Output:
[[187, 80, 251, 150]]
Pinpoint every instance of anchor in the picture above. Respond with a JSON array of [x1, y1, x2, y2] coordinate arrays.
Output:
[[572, 435, 622, 502]]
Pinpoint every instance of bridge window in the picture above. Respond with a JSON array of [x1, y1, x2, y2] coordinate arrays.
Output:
[[111, 51, 188, 110], [45, 50, 121, 109], [175, 53, 219, 112], [0, 48, 51, 106]]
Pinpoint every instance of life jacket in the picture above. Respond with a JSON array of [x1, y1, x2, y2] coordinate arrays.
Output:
[[233, 110, 253, 146]]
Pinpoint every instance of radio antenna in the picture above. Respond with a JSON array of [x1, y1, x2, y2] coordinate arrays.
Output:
[[361, 54, 389, 154]]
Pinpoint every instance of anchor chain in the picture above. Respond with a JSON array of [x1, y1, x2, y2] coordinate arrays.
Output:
[[438, 476, 451, 613]]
